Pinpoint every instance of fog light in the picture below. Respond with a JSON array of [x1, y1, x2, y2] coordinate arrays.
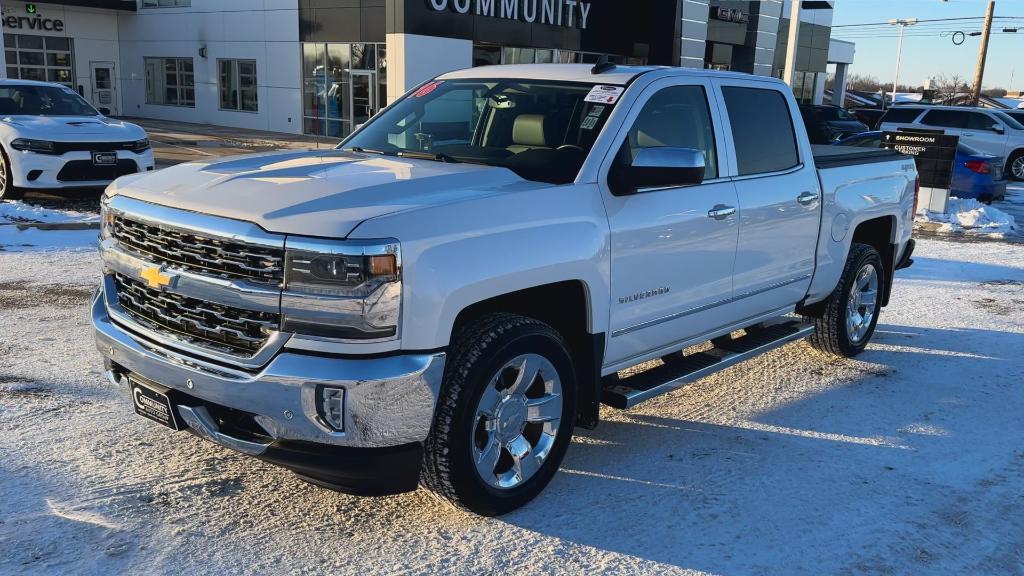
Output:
[[318, 386, 345, 431]]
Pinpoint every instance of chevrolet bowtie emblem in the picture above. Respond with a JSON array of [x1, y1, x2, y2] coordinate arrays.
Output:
[[140, 266, 176, 290]]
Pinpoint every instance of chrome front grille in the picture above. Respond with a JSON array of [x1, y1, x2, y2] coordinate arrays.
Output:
[[111, 215, 284, 284], [113, 272, 279, 356]]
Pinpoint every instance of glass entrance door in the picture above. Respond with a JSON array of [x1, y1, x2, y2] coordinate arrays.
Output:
[[350, 71, 375, 128]]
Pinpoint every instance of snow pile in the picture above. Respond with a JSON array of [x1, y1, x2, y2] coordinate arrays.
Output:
[[916, 198, 1017, 237], [0, 200, 99, 225]]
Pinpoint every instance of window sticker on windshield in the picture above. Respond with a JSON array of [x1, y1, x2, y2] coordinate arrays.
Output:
[[412, 81, 444, 98], [584, 85, 624, 104], [587, 105, 605, 117], [581, 116, 600, 130]]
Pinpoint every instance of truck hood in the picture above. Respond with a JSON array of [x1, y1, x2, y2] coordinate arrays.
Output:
[[111, 149, 539, 238], [0, 115, 147, 139]]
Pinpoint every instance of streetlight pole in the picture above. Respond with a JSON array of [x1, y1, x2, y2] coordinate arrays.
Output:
[[888, 18, 918, 108]]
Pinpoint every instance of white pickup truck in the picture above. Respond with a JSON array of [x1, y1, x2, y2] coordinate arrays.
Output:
[[93, 64, 917, 516]]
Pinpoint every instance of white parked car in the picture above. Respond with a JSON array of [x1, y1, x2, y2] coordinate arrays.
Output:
[[878, 104, 1024, 180], [0, 79, 154, 200]]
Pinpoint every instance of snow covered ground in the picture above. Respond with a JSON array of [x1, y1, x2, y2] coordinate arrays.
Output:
[[0, 201, 99, 253], [2, 239, 1024, 575], [917, 197, 1018, 238]]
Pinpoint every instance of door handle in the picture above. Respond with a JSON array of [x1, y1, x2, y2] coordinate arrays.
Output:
[[707, 204, 736, 220], [797, 191, 820, 206]]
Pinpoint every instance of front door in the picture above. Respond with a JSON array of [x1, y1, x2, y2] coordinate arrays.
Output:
[[350, 72, 376, 129], [90, 62, 117, 115], [603, 80, 740, 369]]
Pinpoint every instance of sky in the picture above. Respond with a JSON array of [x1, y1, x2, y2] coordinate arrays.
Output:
[[830, 0, 1024, 91]]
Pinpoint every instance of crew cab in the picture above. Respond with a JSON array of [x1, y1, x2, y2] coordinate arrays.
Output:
[[93, 64, 916, 516], [0, 80, 154, 200]]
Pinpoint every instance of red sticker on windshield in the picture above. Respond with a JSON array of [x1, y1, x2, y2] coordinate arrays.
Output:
[[413, 81, 443, 98]]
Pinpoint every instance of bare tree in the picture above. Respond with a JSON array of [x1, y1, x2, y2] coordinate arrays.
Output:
[[931, 74, 971, 105]]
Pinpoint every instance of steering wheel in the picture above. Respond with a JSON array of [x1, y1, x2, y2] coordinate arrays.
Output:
[[556, 144, 584, 152]]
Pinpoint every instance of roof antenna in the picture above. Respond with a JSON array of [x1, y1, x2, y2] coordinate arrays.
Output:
[[591, 55, 616, 75]]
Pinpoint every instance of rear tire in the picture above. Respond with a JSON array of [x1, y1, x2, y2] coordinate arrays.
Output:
[[421, 313, 576, 516], [803, 243, 884, 357], [0, 145, 24, 201]]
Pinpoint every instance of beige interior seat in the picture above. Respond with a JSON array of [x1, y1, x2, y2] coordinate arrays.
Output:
[[507, 114, 549, 153]]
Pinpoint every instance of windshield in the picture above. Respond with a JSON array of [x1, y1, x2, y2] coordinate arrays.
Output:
[[0, 84, 99, 117], [341, 79, 621, 184], [994, 111, 1024, 130]]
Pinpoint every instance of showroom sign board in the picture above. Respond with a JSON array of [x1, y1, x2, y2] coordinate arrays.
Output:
[[881, 130, 958, 189], [426, 0, 593, 30]]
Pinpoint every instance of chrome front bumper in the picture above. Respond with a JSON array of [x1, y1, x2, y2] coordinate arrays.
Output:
[[93, 289, 446, 450]]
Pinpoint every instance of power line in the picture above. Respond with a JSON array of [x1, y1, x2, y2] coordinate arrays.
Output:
[[832, 15, 1023, 27]]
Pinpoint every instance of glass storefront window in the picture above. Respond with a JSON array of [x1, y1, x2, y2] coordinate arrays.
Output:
[[302, 42, 385, 138], [145, 57, 194, 106], [6, 34, 74, 89]]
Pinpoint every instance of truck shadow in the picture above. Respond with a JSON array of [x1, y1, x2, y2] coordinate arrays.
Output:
[[499, 323, 1024, 573]]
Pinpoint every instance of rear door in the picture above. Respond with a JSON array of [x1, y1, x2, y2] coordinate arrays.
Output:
[[713, 79, 821, 318], [602, 78, 740, 368], [961, 111, 1009, 157]]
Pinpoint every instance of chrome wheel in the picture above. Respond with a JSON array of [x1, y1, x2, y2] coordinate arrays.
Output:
[[472, 353, 562, 490], [0, 151, 7, 196], [1012, 155, 1024, 180], [846, 263, 879, 344]]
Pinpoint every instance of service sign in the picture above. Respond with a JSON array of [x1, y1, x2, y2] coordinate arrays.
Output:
[[881, 130, 959, 189]]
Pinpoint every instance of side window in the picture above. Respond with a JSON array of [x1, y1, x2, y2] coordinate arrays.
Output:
[[624, 85, 718, 179], [880, 108, 923, 124], [921, 110, 967, 129], [968, 112, 998, 131], [721, 86, 799, 176]]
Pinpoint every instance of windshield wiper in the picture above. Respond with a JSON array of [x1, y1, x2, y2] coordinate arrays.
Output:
[[342, 146, 394, 155], [396, 150, 462, 164]]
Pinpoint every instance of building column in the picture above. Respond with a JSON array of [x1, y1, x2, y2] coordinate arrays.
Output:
[[679, 0, 709, 69], [812, 72, 826, 105], [385, 33, 473, 104], [832, 62, 849, 107], [750, 0, 783, 76]]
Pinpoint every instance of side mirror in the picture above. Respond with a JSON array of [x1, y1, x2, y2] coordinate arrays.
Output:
[[98, 107, 111, 116], [609, 147, 705, 195], [992, 124, 1005, 134]]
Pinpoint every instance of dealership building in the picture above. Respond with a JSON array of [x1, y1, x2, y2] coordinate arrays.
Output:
[[0, 0, 853, 137]]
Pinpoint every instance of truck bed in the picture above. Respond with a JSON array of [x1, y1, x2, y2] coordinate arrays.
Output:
[[812, 145, 907, 169]]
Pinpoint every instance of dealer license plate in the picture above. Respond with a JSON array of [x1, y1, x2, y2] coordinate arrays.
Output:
[[92, 151, 117, 166], [129, 376, 182, 431]]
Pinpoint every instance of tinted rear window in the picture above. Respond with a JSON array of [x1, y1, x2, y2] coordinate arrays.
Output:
[[921, 109, 968, 129], [880, 107, 924, 124], [722, 87, 800, 175]]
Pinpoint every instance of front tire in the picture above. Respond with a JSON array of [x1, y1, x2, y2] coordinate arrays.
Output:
[[1009, 151, 1024, 182], [0, 145, 23, 201], [422, 313, 576, 516], [804, 243, 884, 357]]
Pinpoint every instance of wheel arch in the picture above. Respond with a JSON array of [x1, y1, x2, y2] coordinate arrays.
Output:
[[451, 280, 605, 430]]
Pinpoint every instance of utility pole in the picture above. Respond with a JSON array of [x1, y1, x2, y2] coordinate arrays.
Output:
[[970, 0, 995, 106], [888, 18, 919, 108]]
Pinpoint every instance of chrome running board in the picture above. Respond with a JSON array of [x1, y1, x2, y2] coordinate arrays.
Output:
[[601, 319, 815, 409]]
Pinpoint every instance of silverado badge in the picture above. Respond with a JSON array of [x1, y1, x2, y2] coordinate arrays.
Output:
[[140, 265, 176, 290]]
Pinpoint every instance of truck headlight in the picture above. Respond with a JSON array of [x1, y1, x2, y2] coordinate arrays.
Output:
[[281, 238, 401, 341], [133, 138, 150, 152], [11, 138, 56, 153]]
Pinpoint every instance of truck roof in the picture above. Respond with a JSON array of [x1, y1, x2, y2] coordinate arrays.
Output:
[[438, 63, 777, 86]]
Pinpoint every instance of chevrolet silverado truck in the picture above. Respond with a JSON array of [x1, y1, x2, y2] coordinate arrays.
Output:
[[93, 63, 917, 516]]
